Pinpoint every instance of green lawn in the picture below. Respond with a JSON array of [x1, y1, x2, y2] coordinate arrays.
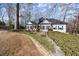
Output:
[[20, 32, 54, 52], [48, 31, 79, 56]]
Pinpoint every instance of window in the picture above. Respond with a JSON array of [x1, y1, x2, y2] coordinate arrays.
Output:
[[58, 26, 63, 30], [41, 26, 45, 29], [43, 26, 45, 29], [53, 26, 57, 30], [46, 26, 50, 29]]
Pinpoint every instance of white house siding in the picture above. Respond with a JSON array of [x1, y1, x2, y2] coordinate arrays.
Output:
[[26, 25, 37, 31], [26, 25, 32, 31], [52, 24, 66, 33], [40, 24, 51, 32], [40, 19, 51, 32], [26, 19, 67, 33], [26, 22, 36, 31]]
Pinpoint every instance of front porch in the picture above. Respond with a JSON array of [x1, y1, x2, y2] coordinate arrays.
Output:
[[26, 25, 37, 31], [26, 24, 51, 32], [39, 25, 51, 32]]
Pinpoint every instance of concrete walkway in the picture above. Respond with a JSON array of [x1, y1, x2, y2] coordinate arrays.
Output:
[[47, 36, 64, 56]]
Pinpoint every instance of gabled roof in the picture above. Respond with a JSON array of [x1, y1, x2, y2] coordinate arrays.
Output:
[[40, 19, 51, 24], [26, 21, 37, 25], [27, 22, 32, 24]]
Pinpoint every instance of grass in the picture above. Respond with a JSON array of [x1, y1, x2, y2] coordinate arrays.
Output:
[[48, 31, 79, 56], [20, 31, 54, 52]]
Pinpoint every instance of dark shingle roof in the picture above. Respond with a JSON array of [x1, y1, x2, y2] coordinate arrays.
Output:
[[39, 17, 67, 24], [26, 17, 67, 25], [47, 18, 67, 24], [38, 17, 44, 24], [31, 21, 37, 25]]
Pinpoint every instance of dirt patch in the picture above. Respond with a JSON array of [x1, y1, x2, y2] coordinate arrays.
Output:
[[26, 35, 53, 56], [0, 31, 41, 56]]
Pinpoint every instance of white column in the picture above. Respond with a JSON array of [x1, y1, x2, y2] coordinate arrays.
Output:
[[45, 25, 46, 31], [29, 25, 30, 30]]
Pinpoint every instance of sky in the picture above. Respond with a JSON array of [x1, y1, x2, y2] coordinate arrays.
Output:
[[20, 3, 79, 22], [0, 3, 79, 25]]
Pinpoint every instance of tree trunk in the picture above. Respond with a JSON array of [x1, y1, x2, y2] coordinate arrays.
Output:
[[15, 3, 19, 30]]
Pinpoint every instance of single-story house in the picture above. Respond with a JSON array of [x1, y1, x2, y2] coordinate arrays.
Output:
[[26, 17, 67, 33], [26, 21, 37, 31]]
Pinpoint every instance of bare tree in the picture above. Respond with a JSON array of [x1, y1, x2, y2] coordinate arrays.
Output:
[[6, 3, 16, 29], [63, 5, 68, 22], [74, 13, 79, 34], [68, 13, 79, 34], [19, 3, 33, 28], [26, 3, 35, 21], [62, 4, 71, 22], [51, 3, 57, 18], [0, 8, 6, 22], [15, 3, 19, 30]]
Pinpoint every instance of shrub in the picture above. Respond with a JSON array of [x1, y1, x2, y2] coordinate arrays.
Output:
[[19, 25, 25, 29]]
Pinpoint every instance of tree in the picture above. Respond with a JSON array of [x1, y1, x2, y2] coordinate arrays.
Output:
[[19, 3, 33, 28], [6, 3, 16, 29], [74, 13, 79, 34], [0, 8, 6, 22], [60, 4, 69, 22], [50, 3, 57, 18], [14, 3, 19, 30], [63, 5, 68, 22], [68, 13, 79, 34]]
